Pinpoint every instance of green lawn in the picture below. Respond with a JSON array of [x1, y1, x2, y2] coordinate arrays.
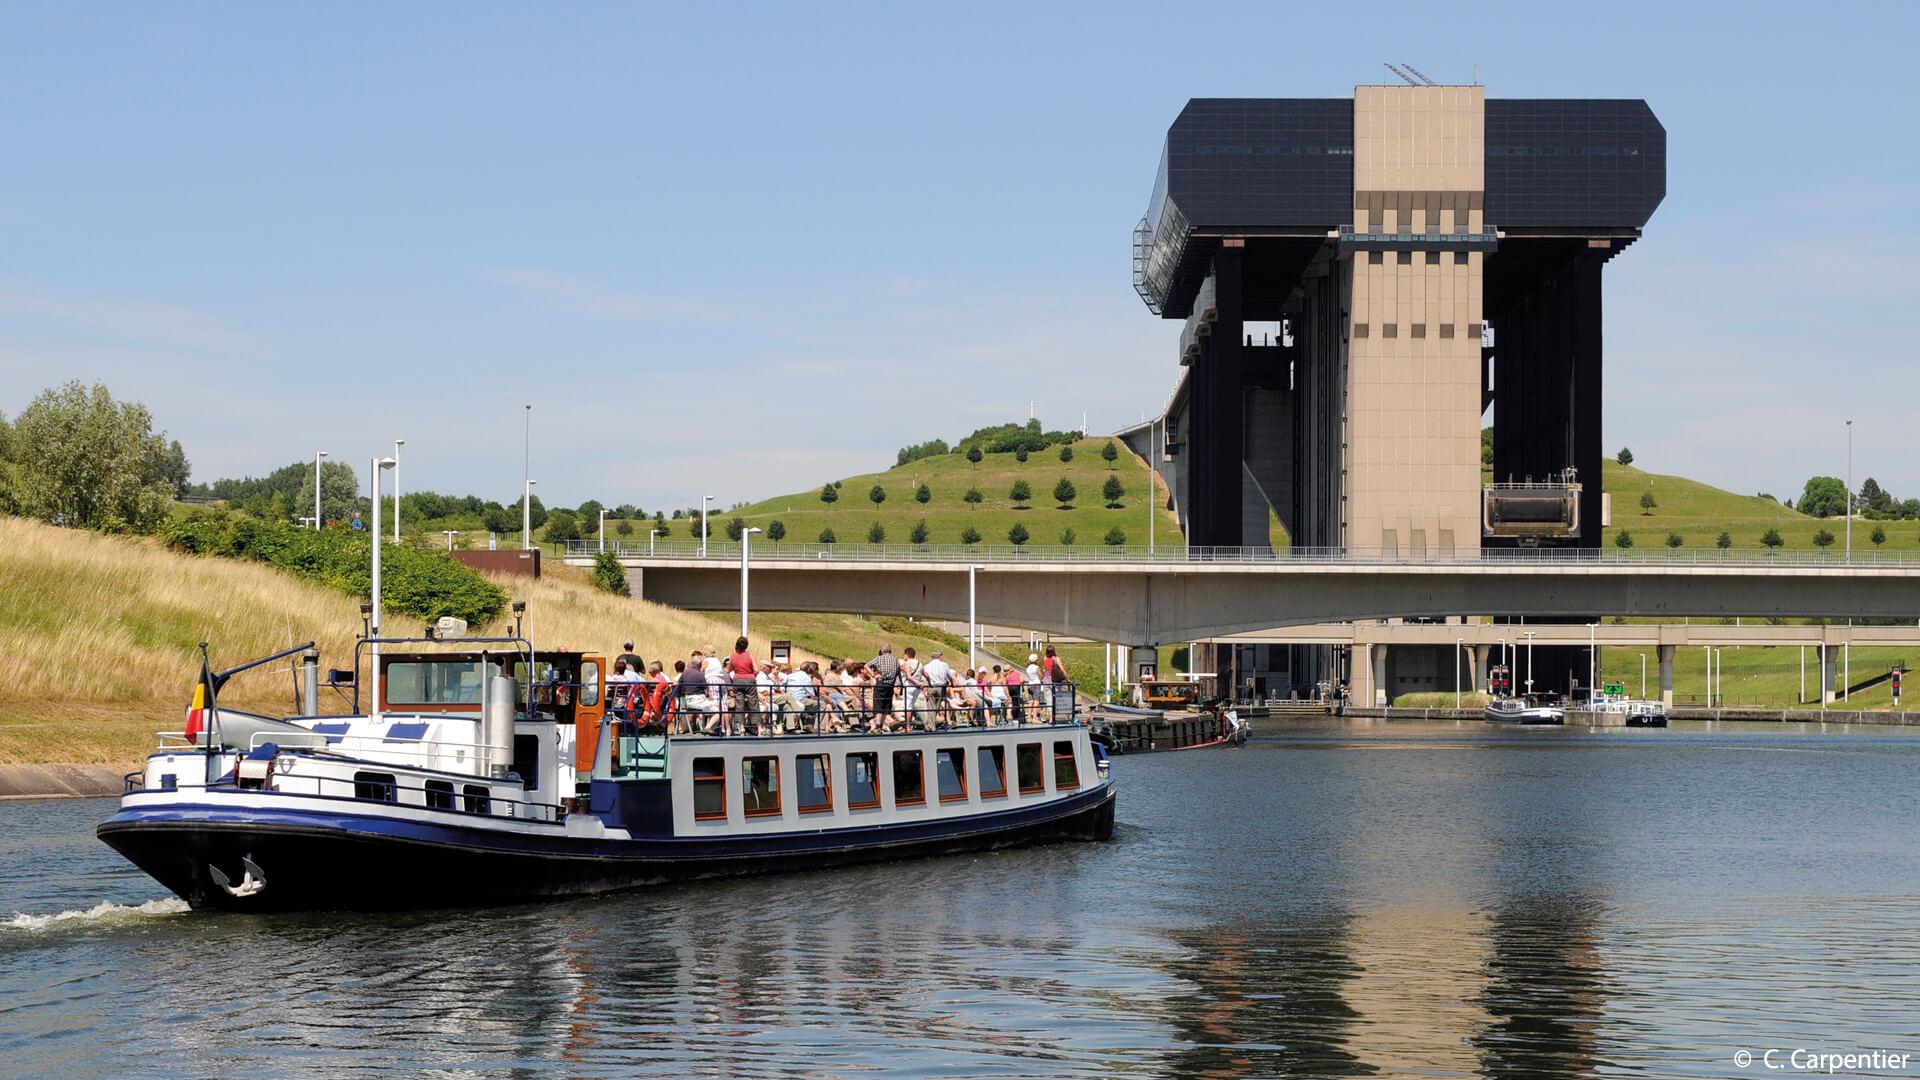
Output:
[[1597, 642, 1913, 708], [1600, 461, 1912, 552]]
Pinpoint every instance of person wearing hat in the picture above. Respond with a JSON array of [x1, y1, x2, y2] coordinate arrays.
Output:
[[1025, 653, 1042, 723]]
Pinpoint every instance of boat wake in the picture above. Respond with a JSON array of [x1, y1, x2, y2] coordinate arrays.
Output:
[[2, 898, 189, 932]]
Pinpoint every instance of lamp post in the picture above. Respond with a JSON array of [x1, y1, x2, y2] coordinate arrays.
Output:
[[1455, 636, 1463, 708], [442, 529, 458, 551], [392, 438, 405, 541], [369, 455, 397, 719], [1522, 631, 1537, 695], [968, 564, 986, 669], [313, 450, 328, 529], [1588, 622, 1599, 707], [598, 509, 608, 553], [739, 526, 762, 636], [521, 405, 532, 549], [1704, 645, 1713, 708], [701, 494, 715, 558], [1846, 419, 1854, 563]]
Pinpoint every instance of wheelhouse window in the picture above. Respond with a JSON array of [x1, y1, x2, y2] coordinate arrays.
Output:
[[936, 747, 967, 803], [693, 757, 727, 820], [353, 771, 397, 802], [744, 756, 781, 817], [978, 746, 1007, 799], [847, 752, 880, 809], [1016, 743, 1045, 794], [1053, 740, 1079, 791], [797, 754, 832, 814], [424, 779, 454, 810], [383, 660, 496, 707], [462, 784, 492, 815], [892, 750, 926, 807]]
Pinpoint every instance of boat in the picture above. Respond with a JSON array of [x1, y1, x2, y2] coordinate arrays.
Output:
[[1087, 698, 1246, 752], [97, 632, 1117, 912], [1484, 692, 1567, 725], [1584, 691, 1669, 728]]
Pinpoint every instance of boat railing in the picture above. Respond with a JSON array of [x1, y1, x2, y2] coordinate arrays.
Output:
[[603, 679, 1082, 737]]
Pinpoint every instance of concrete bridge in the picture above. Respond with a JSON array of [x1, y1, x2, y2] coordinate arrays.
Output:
[[561, 542, 1920, 647]]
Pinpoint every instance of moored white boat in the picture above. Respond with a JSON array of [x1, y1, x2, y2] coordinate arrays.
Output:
[[1484, 693, 1567, 725]]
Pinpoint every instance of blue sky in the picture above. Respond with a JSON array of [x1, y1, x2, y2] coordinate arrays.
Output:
[[2, 2, 1916, 511]]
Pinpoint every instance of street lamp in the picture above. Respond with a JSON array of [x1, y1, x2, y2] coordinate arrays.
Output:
[[392, 438, 405, 541], [1522, 631, 1537, 695], [313, 450, 328, 529], [1588, 622, 1599, 707], [369, 455, 397, 719], [969, 564, 986, 669], [521, 405, 533, 550], [1455, 636, 1463, 708], [1846, 419, 1854, 563], [598, 508, 608, 553], [442, 529, 458, 551], [739, 526, 763, 636], [701, 494, 715, 558]]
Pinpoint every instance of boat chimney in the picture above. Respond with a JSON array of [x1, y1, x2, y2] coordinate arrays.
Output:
[[301, 649, 320, 716], [484, 674, 516, 778]]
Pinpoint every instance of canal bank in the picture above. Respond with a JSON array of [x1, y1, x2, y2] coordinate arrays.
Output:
[[1339, 705, 1920, 726]]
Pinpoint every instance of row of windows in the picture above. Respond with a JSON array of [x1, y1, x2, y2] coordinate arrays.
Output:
[[353, 770, 492, 814], [1186, 144, 1354, 157], [691, 742, 1079, 822], [1368, 251, 1471, 266]]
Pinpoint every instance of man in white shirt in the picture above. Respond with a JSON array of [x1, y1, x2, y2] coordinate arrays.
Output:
[[702, 646, 727, 733], [921, 650, 953, 728]]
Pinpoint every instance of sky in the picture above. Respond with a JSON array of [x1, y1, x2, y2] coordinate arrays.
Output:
[[2, 2, 1917, 511]]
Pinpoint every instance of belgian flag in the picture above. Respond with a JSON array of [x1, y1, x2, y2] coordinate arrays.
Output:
[[184, 652, 218, 746]]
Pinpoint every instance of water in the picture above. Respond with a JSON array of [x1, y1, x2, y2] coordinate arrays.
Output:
[[6, 721, 1920, 1078]]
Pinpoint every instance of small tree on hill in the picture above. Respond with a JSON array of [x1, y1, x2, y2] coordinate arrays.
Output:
[[725, 517, 745, 541], [1666, 532, 1683, 548], [1059, 445, 1074, 462], [1872, 524, 1887, 546], [914, 483, 931, 504], [1640, 490, 1656, 515], [963, 486, 983, 508], [1008, 523, 1029, 546], [1102, 440, 1119, 468], [1060, 528, 1076, 545], [868, 484, 886, 509], [653, 511, 667, 536], [960, 526, 982, 545], [1010, 479, 1031, 508], [591, 550, 630, 596], [1716, 531, 1732, 549], [1813, 528, 1836, 547], [615, 519, 634, 537], [1104, 526, 1127, 547], [1053, 478, 1076, 506], [687, 517, 709, 539], [1617, 447, 1634, 466], [1615, 530, 1634, 548], [1762, 528, 1785, 548], [867, 522, 886, 544], [767, 519, 786, 541], [1102, 476, 1125, 507], [544, 512, 582, 543], [819, 484, 838, 505], [819, 527, 837, 544], [1015, 448, 1029, 463], [966, 447, 983, 468], [910, 519, 930, 545]]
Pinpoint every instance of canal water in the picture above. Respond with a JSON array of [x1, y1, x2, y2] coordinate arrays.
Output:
[[5, 721, 1919, 1078]]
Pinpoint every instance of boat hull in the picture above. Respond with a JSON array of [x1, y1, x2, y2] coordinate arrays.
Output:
[[97, 784, 1118, 912]]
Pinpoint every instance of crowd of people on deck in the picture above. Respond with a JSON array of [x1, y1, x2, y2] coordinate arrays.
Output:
[[604, 637, 1074, 735]]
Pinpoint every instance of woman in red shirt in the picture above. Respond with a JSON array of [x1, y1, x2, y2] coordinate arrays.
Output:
[[729, 636, 757, 730]]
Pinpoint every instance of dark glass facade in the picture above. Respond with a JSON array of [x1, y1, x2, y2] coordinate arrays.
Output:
[[1484, 100, 1665, 229], [1154, 99, 1355, 231]]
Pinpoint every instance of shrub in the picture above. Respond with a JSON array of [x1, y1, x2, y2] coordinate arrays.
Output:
[[1059, 445, 1074, 462], [1614, 530, 1634, 548], [1053, 478, 1076, 506], [1060, 528, 1076, 545], [592, 550, 630, 596], [725, 517, 745, 541], [767, 519, 786, 541], [1762, 528, 1784, 548], [1872, 525, 1887, 546], [1813, 528, 1835, 547], [1104, 526, 1127, 547], [910, 519, 930, 545], [867, 522, 886, 544], [1666, 532, 1683, 548], [1009, 480, 1031, 507], [914, 483, 931, 504], [1616, 447, 1633, 465], [963, 487, 983, 506], [614, 519, 634, 537], [1102, 476, 1125, 506], [1716, 531, 1732, 549], [1639, 490, 1656, 514], [867, 484, 886, 508], [687, 517, 708, 539], [1015, 448, 1029, 463], [966, 447, 983, 467], [960, 526, 981, 545], [1008, 523, 1029, 545], [819, 484, 838, 504], [1101, 441, 1119, 467], [895, 438, 949, 467], [543, 511, 581, 543], [819, 528, 837, 544]]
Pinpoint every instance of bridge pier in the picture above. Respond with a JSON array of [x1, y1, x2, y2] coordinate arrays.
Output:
[[1658, 645, 1674, 709], [1822, 644, 1838, 704], [1472, 645, 1491, 692]]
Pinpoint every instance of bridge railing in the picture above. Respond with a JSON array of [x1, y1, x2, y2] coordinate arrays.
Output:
[[559, 539, 1920, 569]]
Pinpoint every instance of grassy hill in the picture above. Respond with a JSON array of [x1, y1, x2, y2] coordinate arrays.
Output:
[[707, 437, 1181, 550], [1595, 461, 1905, 551]]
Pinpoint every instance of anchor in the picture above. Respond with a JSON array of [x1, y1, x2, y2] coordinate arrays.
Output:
[[207, 855, 267, 898]]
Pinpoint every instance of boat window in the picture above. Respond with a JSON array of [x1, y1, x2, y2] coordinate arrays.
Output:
[[693, 757, 727, 821], [892, 749, 926, 807], [462, 784, 492, 815], [384, 660, 493, 706], [1053, 740, 1079, 791], [424, 779, 454, 810], [513, 734, 541, 792], [797, 754, 832, 813], [978, 746, 1007, 798], [1016, 743, 1044, 794], [936, 747, 967, 803], [847, 752, 880, 809], [743, 756, 781, 817], [578, 660, 601, 708], [353, 771, 397, 802]]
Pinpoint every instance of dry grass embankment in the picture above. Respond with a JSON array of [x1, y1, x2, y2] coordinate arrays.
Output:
[[0, 517, 749, 768]]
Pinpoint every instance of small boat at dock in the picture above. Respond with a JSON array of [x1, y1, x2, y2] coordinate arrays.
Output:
[[1485, 693, 1567, 725]]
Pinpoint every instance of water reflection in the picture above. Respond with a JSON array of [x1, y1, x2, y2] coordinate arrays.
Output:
[[1474, 899, 1608, 1079]]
